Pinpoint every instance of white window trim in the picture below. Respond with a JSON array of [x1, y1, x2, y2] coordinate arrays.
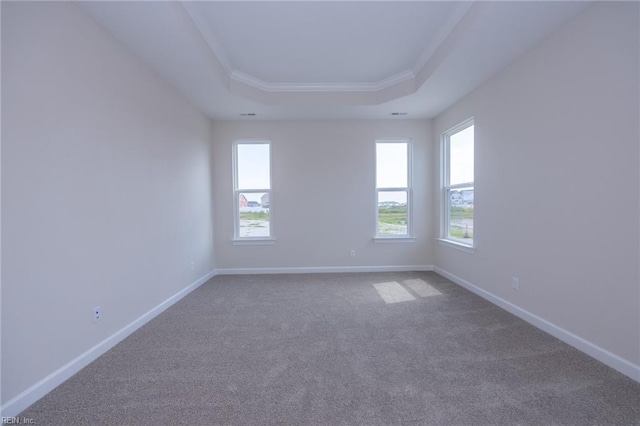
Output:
[[232, 238, 276, 246], [375, 138, 413, 239], [437, 237, 475, 253], [441, 118, 474, 249], [232, 140, 274, 242], [373, 237, 416, 243]]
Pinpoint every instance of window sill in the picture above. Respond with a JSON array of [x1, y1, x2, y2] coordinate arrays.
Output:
[[232, 238, 276, 246], [437, 238, 474, 253], [373, 236, 416, 243]]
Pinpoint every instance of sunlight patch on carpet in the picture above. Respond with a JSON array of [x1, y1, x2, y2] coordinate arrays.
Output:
[[373, 281, 416, 304], [404, 279, 442, 298]]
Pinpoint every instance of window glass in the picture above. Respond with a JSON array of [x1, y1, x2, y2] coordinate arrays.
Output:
[[238, 192, 270, 238], [377, 190, 408, 236], [235, 142, 271, 239], [376, 140, 411, 237], [449, 125, 474, 186], [443, 122, 474, 246], [237, 144, 271, 190], [376, 142, 408, 188]]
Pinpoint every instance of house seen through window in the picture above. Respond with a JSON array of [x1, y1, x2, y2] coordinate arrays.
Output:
[[234, 141, 271, 239], [443, 120, 474, 246], [376, 140, 411, 237]]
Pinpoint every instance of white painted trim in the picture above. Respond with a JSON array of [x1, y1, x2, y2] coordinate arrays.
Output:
[[411, 1, 474, 75], [232, 238, 276, 246], [230, 69, 415, 94], [373, 237, 416, 243], [0, 269, 218, 418], [375, 139, 413, 239], [180, 2, 234, 76], [370, 70, 416, 92], [441, 117, 475, 246], [437, 238, 475, 253], [433, 267, 640, 384], [233, 140, 273, 240], [216, 265, 434, 275]]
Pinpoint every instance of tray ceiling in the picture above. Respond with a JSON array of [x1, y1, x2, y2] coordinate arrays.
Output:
[[77, 1, 589, 120]]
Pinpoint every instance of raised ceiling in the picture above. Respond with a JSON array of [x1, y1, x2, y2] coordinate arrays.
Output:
[[77, 1, 590, 120], [183, 1, 471, 85]]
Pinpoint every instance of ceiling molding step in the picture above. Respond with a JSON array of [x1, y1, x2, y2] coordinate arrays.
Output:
[[78, 1, 593, 117], [180, 1, 234, 77], [178, 0, 459, 100], [230, 69, 415, 94], [411, 1, 475, 75], [176, 0, 482, 105], [229, 75, 420, 107], [415, 1, 491, 88], [374, 78, 419, 106]]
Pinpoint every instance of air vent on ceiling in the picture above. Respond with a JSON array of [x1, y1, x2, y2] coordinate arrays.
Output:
[[240, 113, 257, 117], [391, 112, 408, 116]]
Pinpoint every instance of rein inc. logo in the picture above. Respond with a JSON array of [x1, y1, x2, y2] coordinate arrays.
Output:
[[2, 418, 35, 425]]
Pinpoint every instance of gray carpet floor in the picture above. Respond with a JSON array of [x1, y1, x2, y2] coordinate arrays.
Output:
[[19, 271, 640, 425]]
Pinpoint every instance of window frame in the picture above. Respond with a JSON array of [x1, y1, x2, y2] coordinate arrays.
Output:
[[374, 138, 413, 240], [232, 140, 273, 243], [441, 118, 474, 250]]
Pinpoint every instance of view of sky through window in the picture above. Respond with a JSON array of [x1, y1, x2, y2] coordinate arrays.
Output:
[[237, 143, 270, 191], [376, 142, 408, 188], [450, 125, 474, 185]]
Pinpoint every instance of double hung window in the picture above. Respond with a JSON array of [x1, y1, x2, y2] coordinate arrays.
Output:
[[443, 120, 474, 246], [375, 140, 412, 238], [234, 141, 271, 240]]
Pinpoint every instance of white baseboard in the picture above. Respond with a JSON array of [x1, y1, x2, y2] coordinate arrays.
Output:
[[433, 267, 640, 384], [0, 269, 217, 418], [216, 265, 434, 275]]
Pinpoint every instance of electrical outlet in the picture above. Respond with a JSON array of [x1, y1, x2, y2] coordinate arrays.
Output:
[[511, 277, 519, 290], [93, 306, 101, 323], [349, 249, 356, 258]]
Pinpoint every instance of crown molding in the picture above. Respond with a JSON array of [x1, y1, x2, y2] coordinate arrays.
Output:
[[411, 1, 474, 75], [180, 1, 233, 76], [230, 69, 415, 94]]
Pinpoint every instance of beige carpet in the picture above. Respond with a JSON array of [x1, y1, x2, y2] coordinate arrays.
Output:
[[20, 271, 640, 425]]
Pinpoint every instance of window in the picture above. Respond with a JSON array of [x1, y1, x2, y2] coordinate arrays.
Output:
[[233, 141, 271, 240], [443, 119, 474, 247], [375, 140, 412, 237]]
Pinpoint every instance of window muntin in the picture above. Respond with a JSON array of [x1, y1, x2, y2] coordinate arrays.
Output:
[[234, 142, 271, 239], [376, 140, 411, 237], [443, 120, 474, 246]]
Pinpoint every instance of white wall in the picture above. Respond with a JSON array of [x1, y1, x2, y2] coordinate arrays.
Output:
[[433, 2, 639, 369], [3, 0, 637, 414], [1, 2, 215, 408], [212, 120, 433, 271]]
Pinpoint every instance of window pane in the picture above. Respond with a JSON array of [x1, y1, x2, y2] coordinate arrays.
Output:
[[376, 142, 407, 188], [237, 144, 270, 190], [377, 191, 408, 235], [238, 192, 270, 237], [449, 125, 474, 186], [448, 187, 473, 242]]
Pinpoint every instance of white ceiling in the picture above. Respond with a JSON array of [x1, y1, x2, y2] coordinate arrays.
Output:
[[77, 1, 590, 120], [184, 1, 470, 84]]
